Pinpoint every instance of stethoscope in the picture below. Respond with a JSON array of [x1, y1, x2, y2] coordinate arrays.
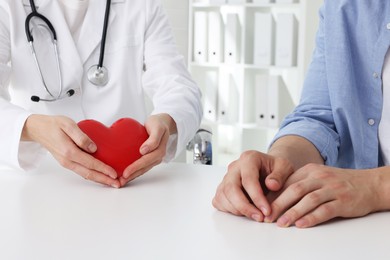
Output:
[[25, 0, 111, 102]]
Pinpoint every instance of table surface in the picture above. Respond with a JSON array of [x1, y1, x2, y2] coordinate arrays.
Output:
[[0, 157, 389, 260]]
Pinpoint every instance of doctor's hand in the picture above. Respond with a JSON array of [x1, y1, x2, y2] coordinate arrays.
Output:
[[212, 150, 294, 222], [264, 164, 385, 228], [119, 114, 176, 186], [22, 114, 120, 188]]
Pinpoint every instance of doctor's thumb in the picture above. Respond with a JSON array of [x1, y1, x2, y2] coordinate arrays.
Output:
[[71, 128, 97, 154], [87, 142, 97, 153]]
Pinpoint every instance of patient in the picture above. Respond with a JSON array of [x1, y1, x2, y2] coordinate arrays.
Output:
[[212, 0, 390, 228]]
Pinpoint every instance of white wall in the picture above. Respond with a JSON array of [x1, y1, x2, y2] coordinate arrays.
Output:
[[161, 0, 190, 64]]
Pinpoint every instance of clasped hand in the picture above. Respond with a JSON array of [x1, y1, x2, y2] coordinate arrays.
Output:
[[212, 151, 382, 228]]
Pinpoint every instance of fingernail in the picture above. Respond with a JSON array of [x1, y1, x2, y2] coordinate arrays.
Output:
[[140, 146, 149, 155], [260, 207, 269, 216], [264, 216, 272, 223], [251, 214, 262, 222], [88, 143, 97, 153], [111, 183, 120, 189], [268, 178, 279, 186], [295, 219, 308, 228], [277, 216, 290, 227]]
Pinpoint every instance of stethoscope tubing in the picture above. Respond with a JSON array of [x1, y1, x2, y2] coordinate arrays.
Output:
[[98, 0, 111, 69], [25, 0, 111, 101]]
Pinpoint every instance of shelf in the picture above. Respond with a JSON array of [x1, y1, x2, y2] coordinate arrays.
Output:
[[191, 62, 299, 71], [192, 3, 301, 8], [189, 0, 322, 165]]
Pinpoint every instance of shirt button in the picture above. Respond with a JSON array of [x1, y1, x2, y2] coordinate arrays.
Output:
[[368, 119, 375, 126], [387, 23, 390, 30], [373, 72, 379, 78]]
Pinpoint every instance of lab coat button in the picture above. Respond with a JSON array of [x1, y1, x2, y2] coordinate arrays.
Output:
[[373, 72, 379, 78], [387, 23, 390, 30], [368, 119, 375, 126]]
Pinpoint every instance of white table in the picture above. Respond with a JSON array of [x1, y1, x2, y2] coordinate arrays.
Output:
[[0, 157, 389, 260]]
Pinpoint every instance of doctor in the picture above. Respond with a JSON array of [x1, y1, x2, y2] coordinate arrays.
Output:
[[0, 0, 202, 188]]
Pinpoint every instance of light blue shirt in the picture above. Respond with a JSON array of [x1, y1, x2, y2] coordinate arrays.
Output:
[[273, 0, 390, 169]]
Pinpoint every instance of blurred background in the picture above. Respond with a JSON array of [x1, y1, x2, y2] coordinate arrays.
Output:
[[161, 0, 324, 166]]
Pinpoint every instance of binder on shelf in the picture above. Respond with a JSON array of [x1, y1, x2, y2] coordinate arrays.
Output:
[[254, 74, 269, 127], [227, 0, 247, 4], [208, 11, 224, 64], [253, 0, 274, 3], [203, 70, 219, 122], [224, 13, 241, 64], [218, 72, 229, 123], [193, 11, 208, 63], [275, 13, 298, 67], [209, 0, 226, 4], [217, 73, 239, 124], [253, 13, 275, 66], [228, 74, 240, 123], [275, 0, 299, 3], [267, 75, 295, 128]]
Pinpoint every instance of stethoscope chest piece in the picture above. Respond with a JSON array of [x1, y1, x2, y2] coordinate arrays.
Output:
[[87, 65, 109, 86]]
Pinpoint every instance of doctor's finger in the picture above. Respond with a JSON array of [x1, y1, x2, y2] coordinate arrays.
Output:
[[124, 139, 166, 178], [70, 162, 120, 188], [140, 127, 168, 155], [61, 119, 97, 153], [64, 148, 117, 179], [123, 151, 162, 179], [119, 164, 155, 186]]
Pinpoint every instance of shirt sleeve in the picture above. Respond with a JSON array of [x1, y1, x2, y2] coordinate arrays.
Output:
[[142, 0, 203, 162], [0, 6, 47, 171], [271, 3, 341, 165]]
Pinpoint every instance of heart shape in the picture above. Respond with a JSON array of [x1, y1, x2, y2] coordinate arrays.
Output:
[[77, 118, 149, 178]]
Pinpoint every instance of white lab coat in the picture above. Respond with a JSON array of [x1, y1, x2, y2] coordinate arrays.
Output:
[[0, 0, 202, 170]]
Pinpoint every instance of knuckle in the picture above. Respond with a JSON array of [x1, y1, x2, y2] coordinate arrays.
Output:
[[58, 158, 72, 170], [212, 196, 222, 209], [302, 163, 318, 172], [307, 192, 321, 204], [59, 117, 74, 131], [211, 197, 218, 209], [223, 182, 238, 197], [291, 182, 306, 196], [241, 176, 253, 188], [286, 209, 299, 220], [271, 201, 281, 214], [241, 150, 261, 160], [78, 138, 91, 149], [320, 203, 335, 217], [239, 206, 253, 218], [62, 147, 76, 159], [227, 161, 237, 172]]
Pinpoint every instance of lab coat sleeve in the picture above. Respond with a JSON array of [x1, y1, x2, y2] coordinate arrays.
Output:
[[142, 0, 203, 162], [0, 6, 47, 170], [271, 3, 340, 165]]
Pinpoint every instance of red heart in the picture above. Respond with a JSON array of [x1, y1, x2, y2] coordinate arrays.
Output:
[[77, 118, 149, 178]]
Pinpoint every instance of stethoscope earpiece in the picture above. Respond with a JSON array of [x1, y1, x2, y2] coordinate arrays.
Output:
[[31, 89, 75, 102]]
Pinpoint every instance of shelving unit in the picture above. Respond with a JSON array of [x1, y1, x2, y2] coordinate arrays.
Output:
[[188, 0, 322, 166]]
